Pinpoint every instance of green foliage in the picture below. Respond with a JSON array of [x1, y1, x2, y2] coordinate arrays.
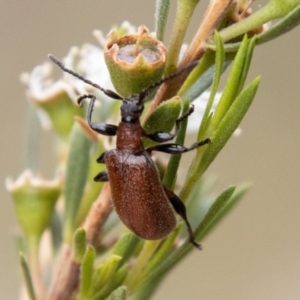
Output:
[[64, 122, 92, 243], [78, 246, 96, 299], [19, 253, 36, 300], [155, 0, 170, 41], [143, 96, 181, 148]]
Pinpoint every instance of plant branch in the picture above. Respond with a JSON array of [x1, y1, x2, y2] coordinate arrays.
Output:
[[146, 0, 233, 119], [83, 183, 113, 246], [46, 184, 112, 300]]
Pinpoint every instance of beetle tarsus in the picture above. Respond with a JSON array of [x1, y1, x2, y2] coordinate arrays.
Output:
[[190, 239, 202, 250], [146, 137, 210, 154], [96, 152, 107, 163], [94, 170, 109, 182], [77, 94, 93, 107], [197, 137, 211, 147]]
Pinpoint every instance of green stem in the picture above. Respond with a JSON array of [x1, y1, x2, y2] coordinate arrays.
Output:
[[165, 0, 199, 73], [155, 0, 171, 41], [178, 51, 216, 97], [179, 154, 206, 201], [20, 253, 37, 300], [28, 237, 46, 300], [124, 240, 161, 295], [218, 0, 298, 43], [163, 99, 190, 189]]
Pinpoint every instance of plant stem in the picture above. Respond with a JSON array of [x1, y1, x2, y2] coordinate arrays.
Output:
[[165, 0, 199, 74], [124, 240, 161, 295], [218, 0, 288, 43], [28, 237, 46, 300]]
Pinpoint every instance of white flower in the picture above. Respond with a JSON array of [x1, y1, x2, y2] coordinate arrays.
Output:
[[187, 90, 221, 132], [6, 169, 61, 192]]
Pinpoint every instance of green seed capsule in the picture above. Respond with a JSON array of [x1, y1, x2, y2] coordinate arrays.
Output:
[[104, 26, 167, 97]]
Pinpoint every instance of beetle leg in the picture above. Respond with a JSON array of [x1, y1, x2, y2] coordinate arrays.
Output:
[[94, 170, 109, 182], [147, 138, 210, 154], [163, 186, 201, 250], [145, 105, 194, 143], [78, 94, 118, 136], [96, 151, 107, 163]]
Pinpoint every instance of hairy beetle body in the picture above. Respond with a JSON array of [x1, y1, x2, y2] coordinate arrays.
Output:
[[49, 54, 211, 249]]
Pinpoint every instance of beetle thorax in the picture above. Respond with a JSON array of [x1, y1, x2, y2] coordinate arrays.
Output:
[[116, 122, 144, 151]]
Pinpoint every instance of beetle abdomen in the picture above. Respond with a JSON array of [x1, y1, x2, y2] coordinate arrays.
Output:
[[105, 149, 176, 240]]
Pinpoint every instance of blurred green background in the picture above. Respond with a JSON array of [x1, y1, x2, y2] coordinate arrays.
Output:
[[1, 1, 299, 299]]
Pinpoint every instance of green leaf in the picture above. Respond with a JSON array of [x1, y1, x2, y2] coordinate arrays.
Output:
[[63, 122, 92, 243], [198, 31, 225, 140], [143, 224, 182, 276], [143, 96, 181, 148], [200, 183, 251, 240], [212, 35, 250, 127], [217, 1, 300, 46], [76, 140, 106, 226], [197, 76, 260, 176], [182, 64, 234, 104], [155, 0, 170, 41], [163, 98, 190, 189], [112, 232, 141, 269], [133, 225, 184, 299], [257, 4, 300, 44], [93, 265, 128, 300], [194, 186, 236, 239], [109, 286, 127, 300], [19, 252, 36, 300], [219, 5, 300, 52], [124, 240, 161, 294], [269, 0, 300, 15], [90, 255, 123, 299], [235, 37, 257, 96], [73, 228, 86, 263], [113, 265, 129, 292], [78, 245, 95, 300], [134, 274, 163, 300], [185, 177, 217, 229], [178, 51, 216, 97]]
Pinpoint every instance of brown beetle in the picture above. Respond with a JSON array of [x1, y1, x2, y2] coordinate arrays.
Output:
[[49, 54, 210, 249]]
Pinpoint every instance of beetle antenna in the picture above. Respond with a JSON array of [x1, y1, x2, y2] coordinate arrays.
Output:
[[139, 60, 199, 102], [48, 54, 123, 100]]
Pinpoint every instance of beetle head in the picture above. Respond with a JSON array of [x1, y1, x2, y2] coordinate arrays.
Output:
[[120, 95, 144, 123]]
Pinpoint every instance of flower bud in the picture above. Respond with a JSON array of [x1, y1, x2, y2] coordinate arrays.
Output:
[[22, 61, 83, 138], [104, 25, 167, 97], [6, 170, 61, 243]]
